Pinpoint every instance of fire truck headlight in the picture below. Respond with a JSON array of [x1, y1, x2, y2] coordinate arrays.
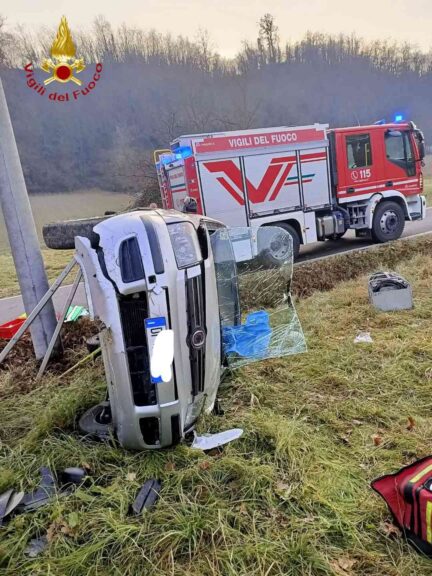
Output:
[[168, 222, 202, 269]]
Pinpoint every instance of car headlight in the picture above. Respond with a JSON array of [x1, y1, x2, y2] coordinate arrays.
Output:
[[167, 222, 201, 269]]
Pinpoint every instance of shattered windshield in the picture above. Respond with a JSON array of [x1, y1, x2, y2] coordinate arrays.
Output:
[[210, 226, 307, 369]]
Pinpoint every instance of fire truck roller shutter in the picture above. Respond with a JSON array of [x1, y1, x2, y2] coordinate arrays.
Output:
[[197, 158, 248, 227], [299, 147, 332, 208], [242, 151, 301, 216]]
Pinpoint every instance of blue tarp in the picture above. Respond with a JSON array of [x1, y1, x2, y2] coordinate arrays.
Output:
[[222, 310, 272, 359]]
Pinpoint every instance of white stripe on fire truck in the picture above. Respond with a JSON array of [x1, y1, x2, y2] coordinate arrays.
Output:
[[339, 178, 419, 194], [301, 156, 327, 163]]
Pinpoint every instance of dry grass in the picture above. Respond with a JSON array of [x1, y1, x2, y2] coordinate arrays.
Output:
[[424, 176, 432, 204], [1, 244, 432, 574], [0, 250, 72, 299], [292, 235, 432, 298]]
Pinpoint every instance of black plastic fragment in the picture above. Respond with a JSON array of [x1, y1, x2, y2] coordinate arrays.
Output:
[[79, 402, 113, 440], [61, 467, 88, 486], [212, 398, 225, 416], [131, 479, 161, 515], [16, 467, 57, 512]]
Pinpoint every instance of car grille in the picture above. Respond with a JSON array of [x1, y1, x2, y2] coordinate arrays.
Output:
[[118, 294, 157, 406], [186, 273, 206, 396]]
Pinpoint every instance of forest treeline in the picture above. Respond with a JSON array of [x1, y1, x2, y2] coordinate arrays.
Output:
[[0, 14, 431, 200]]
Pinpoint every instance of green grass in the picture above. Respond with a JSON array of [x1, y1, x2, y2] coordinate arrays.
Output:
[[1, 246, 432, 574], [0, 250, 72, 299], [424, 176, 432, 204]]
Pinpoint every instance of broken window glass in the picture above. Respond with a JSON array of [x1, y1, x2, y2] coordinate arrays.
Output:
[[211, 226, 307, 370]]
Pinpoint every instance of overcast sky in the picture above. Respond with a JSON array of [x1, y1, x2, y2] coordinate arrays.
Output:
[[2, 0, 432, 55]]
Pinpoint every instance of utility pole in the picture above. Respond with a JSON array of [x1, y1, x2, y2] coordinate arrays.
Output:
[[0, 76, 57, 359]]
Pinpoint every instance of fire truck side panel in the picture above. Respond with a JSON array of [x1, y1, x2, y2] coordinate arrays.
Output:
[[197, 157, 248, 227], [299, 147, 332, 208], [242, 151, 301, 216]]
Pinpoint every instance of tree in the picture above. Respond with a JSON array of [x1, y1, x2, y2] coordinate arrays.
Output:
[[0, 16, 16, 67], [258, 13, 281, 64]]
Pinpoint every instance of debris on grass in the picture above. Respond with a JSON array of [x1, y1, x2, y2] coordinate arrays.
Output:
[[292, 234, 432, 297], [131, 479, 161, 514], [24, 535, 48, 558], [1, 247, 432, 574], [191, 428, 244, 451], [354, 331, 373, 344]]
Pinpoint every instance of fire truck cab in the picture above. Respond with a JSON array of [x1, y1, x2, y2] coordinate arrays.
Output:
[[155, 121, 426, 260]]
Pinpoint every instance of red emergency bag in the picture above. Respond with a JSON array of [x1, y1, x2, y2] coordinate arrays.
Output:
[[372, 456, 432, 556]]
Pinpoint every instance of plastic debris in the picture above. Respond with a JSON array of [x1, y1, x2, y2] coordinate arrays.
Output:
[[0, 305, 87, 341], [24, 536, 48, 558], [192, 428, 244, 451], [354, 332, 373, 344], [16, 467, 57, 512], [0, 489, 14, 527], [4, 491, 25, 518], [131, 479, 161, 514], [61, 467, 88, 485], [79, 401, 112, 440], [64, 305, 89, 323], [0, 314, 26, 339], [222, 311, 272, 359], [368, 271, 413, 311]]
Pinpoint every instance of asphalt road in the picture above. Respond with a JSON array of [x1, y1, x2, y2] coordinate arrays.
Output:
[[297, 206, 432, 263], [0, 208, 431, 324]]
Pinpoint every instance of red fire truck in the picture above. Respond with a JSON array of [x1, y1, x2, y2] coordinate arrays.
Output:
[[155, 121, 426, 259]]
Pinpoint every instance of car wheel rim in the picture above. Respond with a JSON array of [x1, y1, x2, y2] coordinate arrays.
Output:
[[380, 210, 399, 235]]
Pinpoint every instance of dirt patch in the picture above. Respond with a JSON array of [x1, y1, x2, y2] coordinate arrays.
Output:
[[0, 318, 99, 396]]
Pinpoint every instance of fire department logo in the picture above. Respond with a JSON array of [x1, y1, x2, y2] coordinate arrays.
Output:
[[24, 16, 102, 102], [41, 16, 85, 85]]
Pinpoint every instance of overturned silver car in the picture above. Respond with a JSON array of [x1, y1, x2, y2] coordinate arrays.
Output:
[[44, 209, 306, 450]]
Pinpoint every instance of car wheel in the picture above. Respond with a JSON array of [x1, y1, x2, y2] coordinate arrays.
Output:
[[43, 216, 108, 250]]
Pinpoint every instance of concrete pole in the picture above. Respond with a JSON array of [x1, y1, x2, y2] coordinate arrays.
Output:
[[0, 76, 57, 359]]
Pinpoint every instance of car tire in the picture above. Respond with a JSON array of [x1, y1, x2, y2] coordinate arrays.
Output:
[[43, 216, 108, 250], [371, 201, 405, 243], [260, 223, 300, 266]]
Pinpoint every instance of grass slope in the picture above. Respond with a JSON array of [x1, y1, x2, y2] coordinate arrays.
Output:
[[0, 250, 73, 300], [1, 249, 432, 574], [424, 176, 432, 204]]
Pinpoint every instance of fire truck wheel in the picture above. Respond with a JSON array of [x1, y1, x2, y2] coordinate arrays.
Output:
[[43, 217, 107, 250], [371, 201, 405, 243], [260, 223, 300, 266]]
